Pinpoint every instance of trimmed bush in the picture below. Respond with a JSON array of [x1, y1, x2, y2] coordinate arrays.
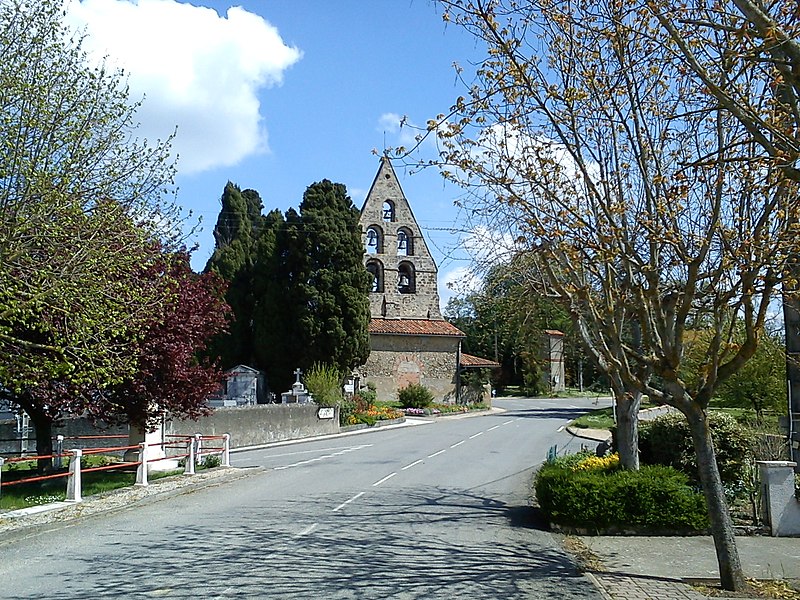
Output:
[[638, 411, 753, 485], [535, 461, 709, 532], [398, 383, 434, 409]]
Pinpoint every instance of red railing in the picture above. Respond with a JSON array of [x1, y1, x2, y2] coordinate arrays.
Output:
[[0, 433, 230, 502]]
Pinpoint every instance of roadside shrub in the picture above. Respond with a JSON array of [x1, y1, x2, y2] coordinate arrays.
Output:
[[398, 383, 434, 409], [202, 454, 222, 469], [339, 397, 356, 426], [535, 461, 709, 532], [359, 387, 377, 405], [638, 412, 753, 485], [304, 363, 343, 407]]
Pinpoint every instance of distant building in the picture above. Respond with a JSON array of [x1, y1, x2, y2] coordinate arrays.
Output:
[[541, 330, 565, 392], [358, 157, 496, 402]]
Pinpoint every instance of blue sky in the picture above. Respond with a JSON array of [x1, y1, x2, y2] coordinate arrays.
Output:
[[65, 0, 488, 309]]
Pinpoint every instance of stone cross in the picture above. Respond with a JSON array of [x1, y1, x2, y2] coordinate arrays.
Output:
[[294, 368, 303, 384]]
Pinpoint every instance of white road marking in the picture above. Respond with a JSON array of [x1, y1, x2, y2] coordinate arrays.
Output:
[[402, 459, 423, 470], [450, 440, 465, 448], [469, 432, 484, 439], [488, 425, 500, 431], [333, 492, 365, 512], [295, 523, 318, 537], [427, 449, 446, 458], [273, 444, 371, 470], [261, 444, 372, 459], [557, 425, 565, 432], [502, 420, 515, 425], [372, 472, 397, 487]]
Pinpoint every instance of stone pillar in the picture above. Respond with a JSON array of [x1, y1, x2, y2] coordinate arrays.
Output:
[[126, 423, 178, 473], [758, 460, 800, 536], [66, 449, 82, 502]]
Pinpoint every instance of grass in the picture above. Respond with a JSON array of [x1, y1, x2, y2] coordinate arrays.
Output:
[[571, 406, 615, 430], [501, 386, 610, 399], [1, 455, 187, 510]]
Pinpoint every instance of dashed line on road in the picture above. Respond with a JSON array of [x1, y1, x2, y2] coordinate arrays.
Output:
[[273, 444, 371, 470], [372, 472, 397, 487], [295, 523, 318, 537], [402, 459, 423, 470], [502, 420, 515, 425], [333, 492, 365, 512], [427, 449, 446, 458], [488, 425, 500, 431], [450, 440, 465, 448], [469, 432, 484, 439], [557, 425, 565, 432]]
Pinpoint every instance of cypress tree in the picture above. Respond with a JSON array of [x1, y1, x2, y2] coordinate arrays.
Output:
[[206, 179, 371, 392], [205, 182, 265, 367], [295, 180, 371, 374]]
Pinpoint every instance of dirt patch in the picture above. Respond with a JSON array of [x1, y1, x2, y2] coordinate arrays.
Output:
[[689, 578, 800, 598]]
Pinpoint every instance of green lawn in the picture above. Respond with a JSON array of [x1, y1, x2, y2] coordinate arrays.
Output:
[[571, 406, 615, 430], [1, 456, 184, 510]]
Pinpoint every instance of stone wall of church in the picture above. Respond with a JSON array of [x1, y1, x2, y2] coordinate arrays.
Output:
[[360, 334, 459, 403]]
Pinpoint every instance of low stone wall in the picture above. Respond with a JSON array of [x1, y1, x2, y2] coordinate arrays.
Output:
[[1, 404, 340, 455], [165, 403, 340, 449], [0, 418, 128, 455]]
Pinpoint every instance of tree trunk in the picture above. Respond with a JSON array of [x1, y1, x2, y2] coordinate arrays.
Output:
[[615, 390, 640, 470], [686, 405, 746, 592], [28, 407, 54, 473]]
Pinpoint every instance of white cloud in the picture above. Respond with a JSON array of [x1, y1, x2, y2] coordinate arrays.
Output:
[[65, 0, 302, 174]]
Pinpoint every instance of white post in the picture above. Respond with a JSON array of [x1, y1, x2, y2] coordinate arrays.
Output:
[[185, 437, 195, 475], [54, 434, 64, 469], [222, 434, 231, 467], [135, 442, 148, 486], [195, 433, 203, 467], [66, 449, 82, 502], [0, 457, 4, 499]]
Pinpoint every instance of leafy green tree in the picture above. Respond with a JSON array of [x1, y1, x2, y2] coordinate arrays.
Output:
[[445, 263, 575, 394], [205, 183, 266, 367], [252, 207, 304, 391], [207, 180, 371, 393], [0, 0, 181, 461], [716, 333, 786, 422], [295, 180, 371, 376]]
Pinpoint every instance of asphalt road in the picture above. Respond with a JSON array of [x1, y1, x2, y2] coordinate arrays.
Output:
[[1, 397, 609, 599]]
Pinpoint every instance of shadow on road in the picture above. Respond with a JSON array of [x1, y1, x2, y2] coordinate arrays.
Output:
[[19, 485, 602, 599]]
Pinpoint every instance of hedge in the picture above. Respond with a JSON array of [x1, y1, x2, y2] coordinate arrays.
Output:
[[534, 460, 709, 533], [637, 411, 752, 485]]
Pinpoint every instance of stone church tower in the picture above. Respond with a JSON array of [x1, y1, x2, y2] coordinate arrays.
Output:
[[360, 156, 442, 320], [358, 157, 466, 402]]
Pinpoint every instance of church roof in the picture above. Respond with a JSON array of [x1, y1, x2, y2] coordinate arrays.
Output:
[[369, 318, 465, 337], [460, 353, 501, 368]]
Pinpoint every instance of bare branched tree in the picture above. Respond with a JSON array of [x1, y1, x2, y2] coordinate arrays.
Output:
[[424, 0, 800, 591]]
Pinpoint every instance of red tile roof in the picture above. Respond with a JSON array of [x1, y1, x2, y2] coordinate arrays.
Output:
[[460, 353, 501, 368], [369, 318, 465, 337]]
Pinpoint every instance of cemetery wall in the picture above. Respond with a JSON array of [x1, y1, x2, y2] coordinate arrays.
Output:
[[1, 405, 338, 455], [166, 403, 339, 449], [0, 417, 128, 455]]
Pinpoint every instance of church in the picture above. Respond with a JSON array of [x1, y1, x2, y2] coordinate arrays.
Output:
[[357, 157, 497, 403]]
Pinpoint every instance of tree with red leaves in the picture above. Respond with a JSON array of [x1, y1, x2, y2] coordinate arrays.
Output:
[[95, 252, 231, 432]]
